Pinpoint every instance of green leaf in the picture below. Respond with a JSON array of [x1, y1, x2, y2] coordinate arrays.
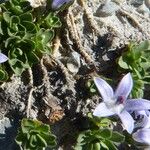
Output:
[[143, 76, 150, 83], [131, 45, 141, 60], [140, 62, 150, 70], [118, 56, 129, 69], [18, 39, 36, 52], [41, 133, 57, 147], [41, 29, 54, 45], [19, 13, 33, 22], [0, 69, 8, 81], [100, 141, 109, 150], [99, 129, 112, 139], [10, 15, 20, 26], [9, 59, 28, 75], [0, 22, 4, 35], [15, 131, 27, 145], [88, 143, 93, 150], [104, 140, 117, 150], [93, 142, 101, 150], [35, 29, 53, 54], [10, 0, 19, 5], [9, 3, 23, 15], [49, 16, 62, 28], [9, 16, 20, 32], [88, 113, 111, 128], [29, 135, 37, 148], [5, 36, 20, 48], [15, 119, 57, 149], [44, 13, 62, 28], [21, 119, 40, 133], [137, 40, 150, 51], [19, 1, 32, 12], [90, 88, 96, 93], [3, 12, 11, 23], [133, 68, 142, 79], [109, 131, 125, 143], [22, 21, 36, 33], [76, 132, 86, 145], [36, 134, 47, 147], [26, 52, 39, 66], [36, 29, 54, 44], [36, 124, 50, 134], [99, 118, 112, 127]]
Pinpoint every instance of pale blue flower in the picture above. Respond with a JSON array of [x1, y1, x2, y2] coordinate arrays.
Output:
[[0, 53, 8, 63], [93, 73, 150, 133], [133, 128, 150, 145], [134, 110, 150, 129], [51, 0, 74, 10]]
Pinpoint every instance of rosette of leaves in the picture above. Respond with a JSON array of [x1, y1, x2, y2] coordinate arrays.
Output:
[[118, 40, 150, 98], [0, 0, 61, 80], [74, 129, 125, 150], [15, 119, 57, 150], [74, 114, 125, 150]]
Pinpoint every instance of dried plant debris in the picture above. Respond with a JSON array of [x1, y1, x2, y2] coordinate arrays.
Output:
[[0, 0, 150, 149]]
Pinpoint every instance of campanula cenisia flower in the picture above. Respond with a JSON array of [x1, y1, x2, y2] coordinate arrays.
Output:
[[134, 110, 150, 129], [133, 128, 150, 145], [0, 53, 8, 63], [51, 0, 74, 10], [93, 73, 150, 133]]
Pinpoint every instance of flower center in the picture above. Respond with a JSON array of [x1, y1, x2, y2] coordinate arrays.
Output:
[[105, 97, 125, 114], [116, 96, 125, 104]]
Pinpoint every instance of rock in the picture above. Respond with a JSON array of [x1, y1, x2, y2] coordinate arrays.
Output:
[[137, 2, 150, 15], [145, 0, 150, 8], [67, 52, 81, 74], [95, 0, 120, 17]]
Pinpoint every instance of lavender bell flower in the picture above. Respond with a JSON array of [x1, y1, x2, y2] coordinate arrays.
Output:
[[93, 73, 150, 133], [132, 111, 150, 145], [51, 0, 74, 10], [133, 128, 150, 145], [134, 110, 150, 129], [0, 53, 8, 63]]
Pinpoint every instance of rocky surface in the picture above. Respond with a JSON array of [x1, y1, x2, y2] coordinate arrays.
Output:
[[0, 0, 150, 149]]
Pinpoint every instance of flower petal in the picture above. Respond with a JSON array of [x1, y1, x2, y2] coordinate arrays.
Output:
[[93, 102, 115, 117], [118, 110, 134, 133], [0, 53, 8, 63], [133, 128, 150, 145], [139, 115, 150, 128], [134, 110, 150, 129], [51, 0, 73, 10], [134, 110, 147, 119], [125, 99, 150, 111], [94, 77, 114, 102], [115, 73, 133, 100]]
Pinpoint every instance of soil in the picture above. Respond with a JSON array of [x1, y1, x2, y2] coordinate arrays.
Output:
[[0, 0, 150, 149]]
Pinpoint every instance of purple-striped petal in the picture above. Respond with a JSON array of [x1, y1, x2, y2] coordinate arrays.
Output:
[[134, 110, 150, 128], [0, 53, 8, 63], [125, 99, 150, 111], [94, 77, 114, 103], [139, 115, 150, 128], [118, 110, 134, 133], [114, 73, 133, 100], [134, 110, 147, 119], [133, 128, 150, 145], [51, 0, 73, 10], [93, 102, 115, 117]]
